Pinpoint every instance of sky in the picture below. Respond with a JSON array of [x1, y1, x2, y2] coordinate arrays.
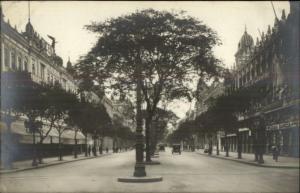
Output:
[[2, 1, 290, 120]]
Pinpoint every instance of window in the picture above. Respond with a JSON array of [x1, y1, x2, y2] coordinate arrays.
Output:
[[11, 51, 16, 70], [251, 68, 255, 78], [40, 63, 45, 80], [32, 59, 36, 75], [18, 56, 22, 71], [4, 47, 9, 67], [24, 58, 28, 72], [256, 66, 260, 76], [36, 62, 40, 76], [47, 70, 51, 83]]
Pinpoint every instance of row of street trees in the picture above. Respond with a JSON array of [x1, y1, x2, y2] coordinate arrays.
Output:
[[1, 71, 133, 169], [168, 73, 270, 163]]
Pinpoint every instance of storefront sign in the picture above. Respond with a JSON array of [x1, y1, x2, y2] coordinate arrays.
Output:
[[267, 121, 299, 131]]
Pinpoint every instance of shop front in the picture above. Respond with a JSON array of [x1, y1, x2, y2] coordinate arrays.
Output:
[[266, 120, 299, 157]]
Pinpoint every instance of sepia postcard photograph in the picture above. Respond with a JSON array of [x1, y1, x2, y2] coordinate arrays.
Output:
[[0, 1, 299, 193]]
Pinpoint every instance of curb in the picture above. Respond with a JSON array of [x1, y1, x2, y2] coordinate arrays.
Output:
[[0, 153, 113, 174], [196, 152, 299, 169], [143, 161, 161, 165], [118, 176, 163, 183]]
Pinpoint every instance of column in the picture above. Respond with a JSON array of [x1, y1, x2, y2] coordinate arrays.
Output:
[[1, 43, 4, 70]]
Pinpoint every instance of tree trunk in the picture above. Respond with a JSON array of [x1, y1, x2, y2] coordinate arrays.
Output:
[[38, 138, 44, 164], [145, 116, 152, 162], [37, 142, 43, 164], [237, 131, 242, 159], [216, 132, 220, 155], [3, 116, 13, 169], [253, 131, 259, 162], [84, 133, 88, 157], [258, 123, 265, 164], [93, 136, 97, 156], [74, 131, 78, 158], [225, 130, 229, 157], [113, 137, 116, 153], [99, 137, 103, 155], [32, 130, 38, 166], [150, 122, 157, 156], [58, 133, 63, 161]]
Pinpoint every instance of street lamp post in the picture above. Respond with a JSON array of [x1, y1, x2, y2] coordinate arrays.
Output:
[[133, 61, 146, 177]]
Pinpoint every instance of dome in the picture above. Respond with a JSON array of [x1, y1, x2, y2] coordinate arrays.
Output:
[[238, 30, 254, 50], [67, 60, 72, 66], [25, 21, 34, 37]]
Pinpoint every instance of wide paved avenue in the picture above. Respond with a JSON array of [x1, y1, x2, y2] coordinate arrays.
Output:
[[0, 149, 299, 193]]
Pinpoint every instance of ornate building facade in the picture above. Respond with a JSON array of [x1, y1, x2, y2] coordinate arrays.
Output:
[[0, 8, 133, 161], [227, 2, 299, 157]]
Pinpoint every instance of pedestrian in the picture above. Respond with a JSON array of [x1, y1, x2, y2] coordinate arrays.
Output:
[[88, 145, 91, 156], [272, 145, 279, 162], [253, 138, 258, 161], [92, 146, 96, 156], [99, 145, 103, 154], [106, 147, 109, 153]]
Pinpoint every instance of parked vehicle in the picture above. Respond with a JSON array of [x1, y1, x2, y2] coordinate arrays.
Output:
[[204, 144, 209, 153], [159, 144, 165, 151], [172, 144, 181, 154]]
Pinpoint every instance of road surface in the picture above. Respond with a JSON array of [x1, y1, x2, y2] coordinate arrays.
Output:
[[0, 148, 298, 193]]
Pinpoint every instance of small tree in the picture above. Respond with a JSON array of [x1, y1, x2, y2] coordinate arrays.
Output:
[[1, 72, 46, 168], [66, 99, 85, 158], [68, 98, 111, 156], [195, 108, 219, 155], [36, 83, 78, 161], [146, 108, 178, 154]]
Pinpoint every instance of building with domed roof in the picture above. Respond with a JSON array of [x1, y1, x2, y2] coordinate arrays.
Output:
[[235, 28, 254, 69], [221, 2, 300, 157]]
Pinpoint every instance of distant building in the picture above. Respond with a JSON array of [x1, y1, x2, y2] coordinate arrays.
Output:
[[194, 81, 225, 117], [102, 96, 135, 131], [193, 81, 225, 149]]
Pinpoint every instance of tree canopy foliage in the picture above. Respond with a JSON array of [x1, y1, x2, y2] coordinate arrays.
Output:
[[75, 9, 223, 159], [76, 9, 223, 108]]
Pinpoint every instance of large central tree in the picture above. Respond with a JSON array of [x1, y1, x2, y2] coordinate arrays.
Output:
[[76, 9, 222, 161]]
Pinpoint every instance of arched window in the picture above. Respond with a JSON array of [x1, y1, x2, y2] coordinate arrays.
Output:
[[4, 47, 9, 67], [47, 70, 50, 83], [32, 59, 36, 75], [40, 63, 45, 80], [24, 57, 28, 72], [18, 56, 22, 71], [11, 50, 16, 70]]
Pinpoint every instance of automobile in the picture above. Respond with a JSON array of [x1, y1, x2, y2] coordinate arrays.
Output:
[[159, 144, 165, 151], [204, 144, 209, 153], [172, 144, 181, 154]]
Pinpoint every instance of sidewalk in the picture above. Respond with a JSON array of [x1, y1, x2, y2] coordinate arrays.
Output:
[[196, 149, 299, 169], [0, 152, 112, 174]]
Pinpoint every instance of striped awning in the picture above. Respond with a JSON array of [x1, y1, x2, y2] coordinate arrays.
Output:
[[1, 120, 86, 144]]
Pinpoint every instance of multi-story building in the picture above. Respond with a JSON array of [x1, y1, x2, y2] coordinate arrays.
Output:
[[0, 8, 133, 160], [101, 96, 134, 130], [224, 2, 299, 157], [0, 17, 78, 93], [193, 81, 225, 149], [195, 81, 225, 117]]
